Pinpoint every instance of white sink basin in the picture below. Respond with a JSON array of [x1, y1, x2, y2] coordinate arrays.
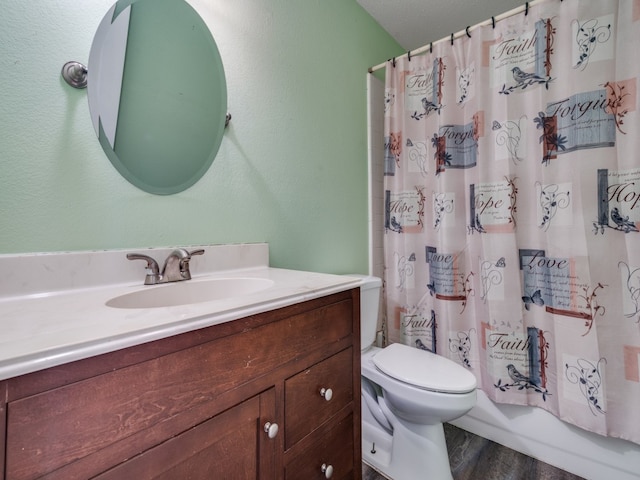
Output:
[[106, 277, 274, 309]]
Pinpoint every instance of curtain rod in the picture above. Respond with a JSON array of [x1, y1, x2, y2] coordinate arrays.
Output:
[[368, 0, 551, 73]]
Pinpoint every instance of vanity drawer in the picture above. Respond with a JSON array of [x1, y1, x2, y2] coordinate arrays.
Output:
[[285, 412, 354, 480], [284, 347, 353, 449]]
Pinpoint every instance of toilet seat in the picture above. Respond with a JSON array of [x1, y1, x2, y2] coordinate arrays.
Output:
[[372, 343, 476, 394]]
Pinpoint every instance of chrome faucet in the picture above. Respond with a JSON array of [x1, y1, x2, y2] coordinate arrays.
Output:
[[127, 248, 205, 285]]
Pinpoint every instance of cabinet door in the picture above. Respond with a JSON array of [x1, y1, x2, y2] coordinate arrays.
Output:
[[94, 389, 277, 480]]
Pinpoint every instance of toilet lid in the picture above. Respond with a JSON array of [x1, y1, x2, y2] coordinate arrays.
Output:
[[372, 343, 477, 393]]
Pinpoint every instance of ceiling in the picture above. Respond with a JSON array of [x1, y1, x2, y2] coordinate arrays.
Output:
[[357, 0, 526, 51]]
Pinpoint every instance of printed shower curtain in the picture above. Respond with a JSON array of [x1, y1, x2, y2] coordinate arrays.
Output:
[[383, 0, 640, 444]]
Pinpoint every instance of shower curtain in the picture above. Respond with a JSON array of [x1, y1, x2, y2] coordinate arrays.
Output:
[[382, 0, 640, 444]]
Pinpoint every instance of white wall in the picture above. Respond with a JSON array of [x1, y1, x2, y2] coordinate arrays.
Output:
[[366, 74, 386, 343], [366, 74, 385, 281]]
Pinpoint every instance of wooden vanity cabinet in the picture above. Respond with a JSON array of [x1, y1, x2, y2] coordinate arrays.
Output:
[[1, 289, 361, 480]]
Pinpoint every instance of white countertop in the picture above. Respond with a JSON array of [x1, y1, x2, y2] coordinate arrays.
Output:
[[0, 244, 362, 381]]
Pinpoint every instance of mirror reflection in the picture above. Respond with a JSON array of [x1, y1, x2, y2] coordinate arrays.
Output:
[[88, 0, 227, 194]]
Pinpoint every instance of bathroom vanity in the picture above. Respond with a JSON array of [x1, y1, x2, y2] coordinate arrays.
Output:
[[0, 244, 362, 479]]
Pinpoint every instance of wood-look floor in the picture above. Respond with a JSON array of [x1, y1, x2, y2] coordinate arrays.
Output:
[[362, 424, 585, 480]]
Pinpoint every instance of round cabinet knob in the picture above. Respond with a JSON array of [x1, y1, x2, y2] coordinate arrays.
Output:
[[263, 422, 279, 439], [321, 463, 334, 478], [319, 387, 333, 401]]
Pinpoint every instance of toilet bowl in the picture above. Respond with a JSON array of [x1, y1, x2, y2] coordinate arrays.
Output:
[[351, 275, 477, 480]]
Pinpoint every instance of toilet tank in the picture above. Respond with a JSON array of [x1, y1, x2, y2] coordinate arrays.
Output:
[[346, 275, 382, 350]]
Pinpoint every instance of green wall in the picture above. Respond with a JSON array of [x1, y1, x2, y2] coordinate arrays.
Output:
[[0, 0, 401, 273]]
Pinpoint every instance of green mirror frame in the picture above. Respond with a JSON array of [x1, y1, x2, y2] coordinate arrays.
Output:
[[88, 0, 227, 195]]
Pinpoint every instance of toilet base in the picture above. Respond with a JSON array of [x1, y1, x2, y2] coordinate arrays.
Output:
[[362, 399, 454, 480], [362, 420, 393, 476]]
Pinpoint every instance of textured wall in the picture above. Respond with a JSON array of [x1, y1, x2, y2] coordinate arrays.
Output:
[[0, 0, 401, 274]]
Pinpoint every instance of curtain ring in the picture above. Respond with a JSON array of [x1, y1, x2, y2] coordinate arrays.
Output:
[[392, 57, 396, 68], [492, 16, 496, 28], [430, 42, 433, 53], [407, 50, 411, 61], [525, 2, 529, 15], [466, 26, 471, 38], [451, 33, 454, 45]]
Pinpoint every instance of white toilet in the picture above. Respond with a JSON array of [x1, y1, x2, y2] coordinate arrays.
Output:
[[354, 275, 477, 480]]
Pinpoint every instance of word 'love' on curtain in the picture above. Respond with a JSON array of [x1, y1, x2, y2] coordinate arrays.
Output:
[[383, 0, 640, 444]]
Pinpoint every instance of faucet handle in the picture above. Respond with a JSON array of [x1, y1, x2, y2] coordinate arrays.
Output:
[[178, 249, 205, 280], [126, 253, 161, 285]]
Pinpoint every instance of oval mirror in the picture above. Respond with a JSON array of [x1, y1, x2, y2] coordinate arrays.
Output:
[[88, 0, 227, 194]]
